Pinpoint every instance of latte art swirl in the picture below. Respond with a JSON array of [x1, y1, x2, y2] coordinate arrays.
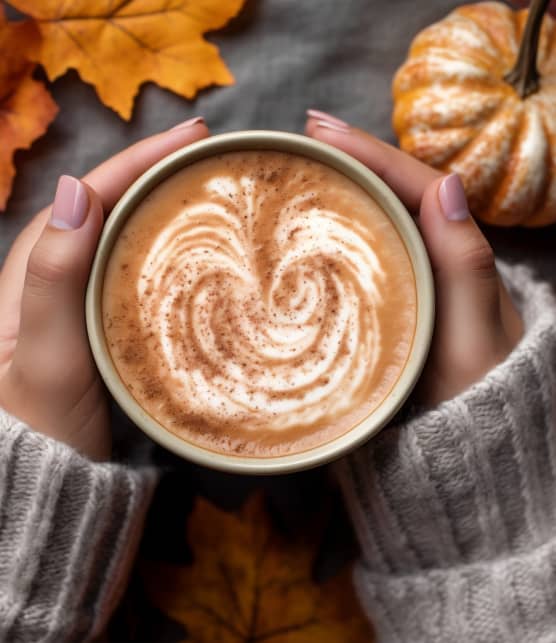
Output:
[[137, 171, 386, 432], [103, 151, 417, 456]]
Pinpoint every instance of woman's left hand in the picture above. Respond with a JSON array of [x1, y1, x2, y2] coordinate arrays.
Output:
[[305, 113, 523, 407], [0, 118, 209, 460]]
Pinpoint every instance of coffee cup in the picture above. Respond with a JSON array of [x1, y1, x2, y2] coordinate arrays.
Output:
[[86, 130, 434, 474]]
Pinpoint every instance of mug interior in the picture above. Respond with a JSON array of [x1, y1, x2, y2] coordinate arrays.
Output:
[[85, 130, 434, 474]]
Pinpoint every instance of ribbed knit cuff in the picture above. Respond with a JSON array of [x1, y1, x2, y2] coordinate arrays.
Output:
[[336, 263, 556, 643], [0, 410, 157, 642]]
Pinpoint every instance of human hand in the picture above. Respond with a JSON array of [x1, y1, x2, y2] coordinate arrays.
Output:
[[305, 112, 523, 407], [0, 117, 209, 460]]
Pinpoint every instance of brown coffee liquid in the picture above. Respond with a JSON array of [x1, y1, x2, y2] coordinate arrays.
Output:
[[103, 151, 417, 457]]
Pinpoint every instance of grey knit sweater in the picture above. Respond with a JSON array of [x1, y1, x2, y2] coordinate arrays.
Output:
[[337, 263, 556, 642], [0, 417, 156, 641], [1, 261, 556, 642]]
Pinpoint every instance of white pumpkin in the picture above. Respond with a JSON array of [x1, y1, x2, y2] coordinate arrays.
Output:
[[393, 0, 556, 226]]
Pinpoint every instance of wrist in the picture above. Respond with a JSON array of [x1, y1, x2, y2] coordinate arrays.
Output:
[[0, 377, 111, 461], [337, 262, 556, 570]]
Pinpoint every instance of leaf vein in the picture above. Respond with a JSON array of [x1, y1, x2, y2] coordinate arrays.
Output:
[[255, 618, 319, 642], [55, 21, 100, 70], [185, 597, 246, 639]]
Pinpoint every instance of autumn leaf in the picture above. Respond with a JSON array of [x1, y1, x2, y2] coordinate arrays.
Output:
[[139, 494, 374, 642], [0, 7, 58, 211], [7, 0, 247, 120]]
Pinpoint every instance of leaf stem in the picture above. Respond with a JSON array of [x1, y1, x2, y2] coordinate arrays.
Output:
[[504, 0, 551, 98]]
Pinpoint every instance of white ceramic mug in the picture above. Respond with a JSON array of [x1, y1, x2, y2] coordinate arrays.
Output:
[[86, 130, 434, 474]]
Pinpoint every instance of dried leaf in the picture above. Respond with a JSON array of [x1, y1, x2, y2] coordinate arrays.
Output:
[[0, 8, 58, 210], [9, 0, 247, 120], [140, 494, 374, 642]]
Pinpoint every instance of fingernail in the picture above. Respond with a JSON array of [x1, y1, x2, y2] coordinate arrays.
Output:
[[49, 176, 89, 230], [314, 120, 351, 134], [438, 173, 470, 221], [169, 116, 205, 131], [306, 109, 349, 128]]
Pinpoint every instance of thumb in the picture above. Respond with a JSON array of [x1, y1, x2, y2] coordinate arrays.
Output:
[[419, 173, 509, 396], [11, 175, 103, 384], [421, 172, 498, 297]]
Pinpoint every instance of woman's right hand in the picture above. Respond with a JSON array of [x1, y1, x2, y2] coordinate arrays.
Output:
[[0, 117, 209, 461]]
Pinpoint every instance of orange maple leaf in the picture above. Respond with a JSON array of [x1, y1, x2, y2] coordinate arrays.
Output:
[[0, 7, 58, 211], [139, 494, 375, 642], [8, 0, 247, 120]]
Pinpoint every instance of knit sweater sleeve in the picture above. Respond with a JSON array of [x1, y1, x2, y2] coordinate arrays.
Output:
[[336, 263, 556, 643], [0, 411, 157, 642]]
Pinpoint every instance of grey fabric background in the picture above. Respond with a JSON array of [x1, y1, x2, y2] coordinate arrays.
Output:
[[3, 0, 556, 275], [1, 0, 555, 468]]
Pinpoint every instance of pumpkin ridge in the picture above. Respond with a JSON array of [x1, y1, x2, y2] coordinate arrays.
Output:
[[539, 16, 556, 69], [456, 104, 524, 222], [523, 107, 555, 226], [435, 127, 482, 172], [393, 85, 508, 135], [454, 15, 502, 69], [483, 106, 543, 225], [411, 13, 501, 70], [481, 109, 525, 224], [455, 3, 516, 70], [393, 54, 500, 94], [437, 101, 513, 171], [397, 127, 476, 168]]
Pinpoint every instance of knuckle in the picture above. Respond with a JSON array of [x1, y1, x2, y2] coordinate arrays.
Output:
[[457, 241, 496, 278], [25, 246, 68, 291]]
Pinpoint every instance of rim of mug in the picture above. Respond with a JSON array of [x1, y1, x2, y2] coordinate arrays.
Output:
[[85, 130, 434, 475]]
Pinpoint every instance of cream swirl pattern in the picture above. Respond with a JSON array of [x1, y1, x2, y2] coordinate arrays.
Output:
[[137, 172, 385, 432], [103, 151, 417, 456]]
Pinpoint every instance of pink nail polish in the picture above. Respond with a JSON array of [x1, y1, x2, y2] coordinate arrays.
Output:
[[438, 173, 470, 221], [306, 109, 349, 128], [169, 116, 205, 131], [314, 119, 351, 134], [49, 176, 89, 230]]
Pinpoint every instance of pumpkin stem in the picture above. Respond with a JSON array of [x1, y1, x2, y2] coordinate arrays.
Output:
[[504, 0, 551, 97]]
